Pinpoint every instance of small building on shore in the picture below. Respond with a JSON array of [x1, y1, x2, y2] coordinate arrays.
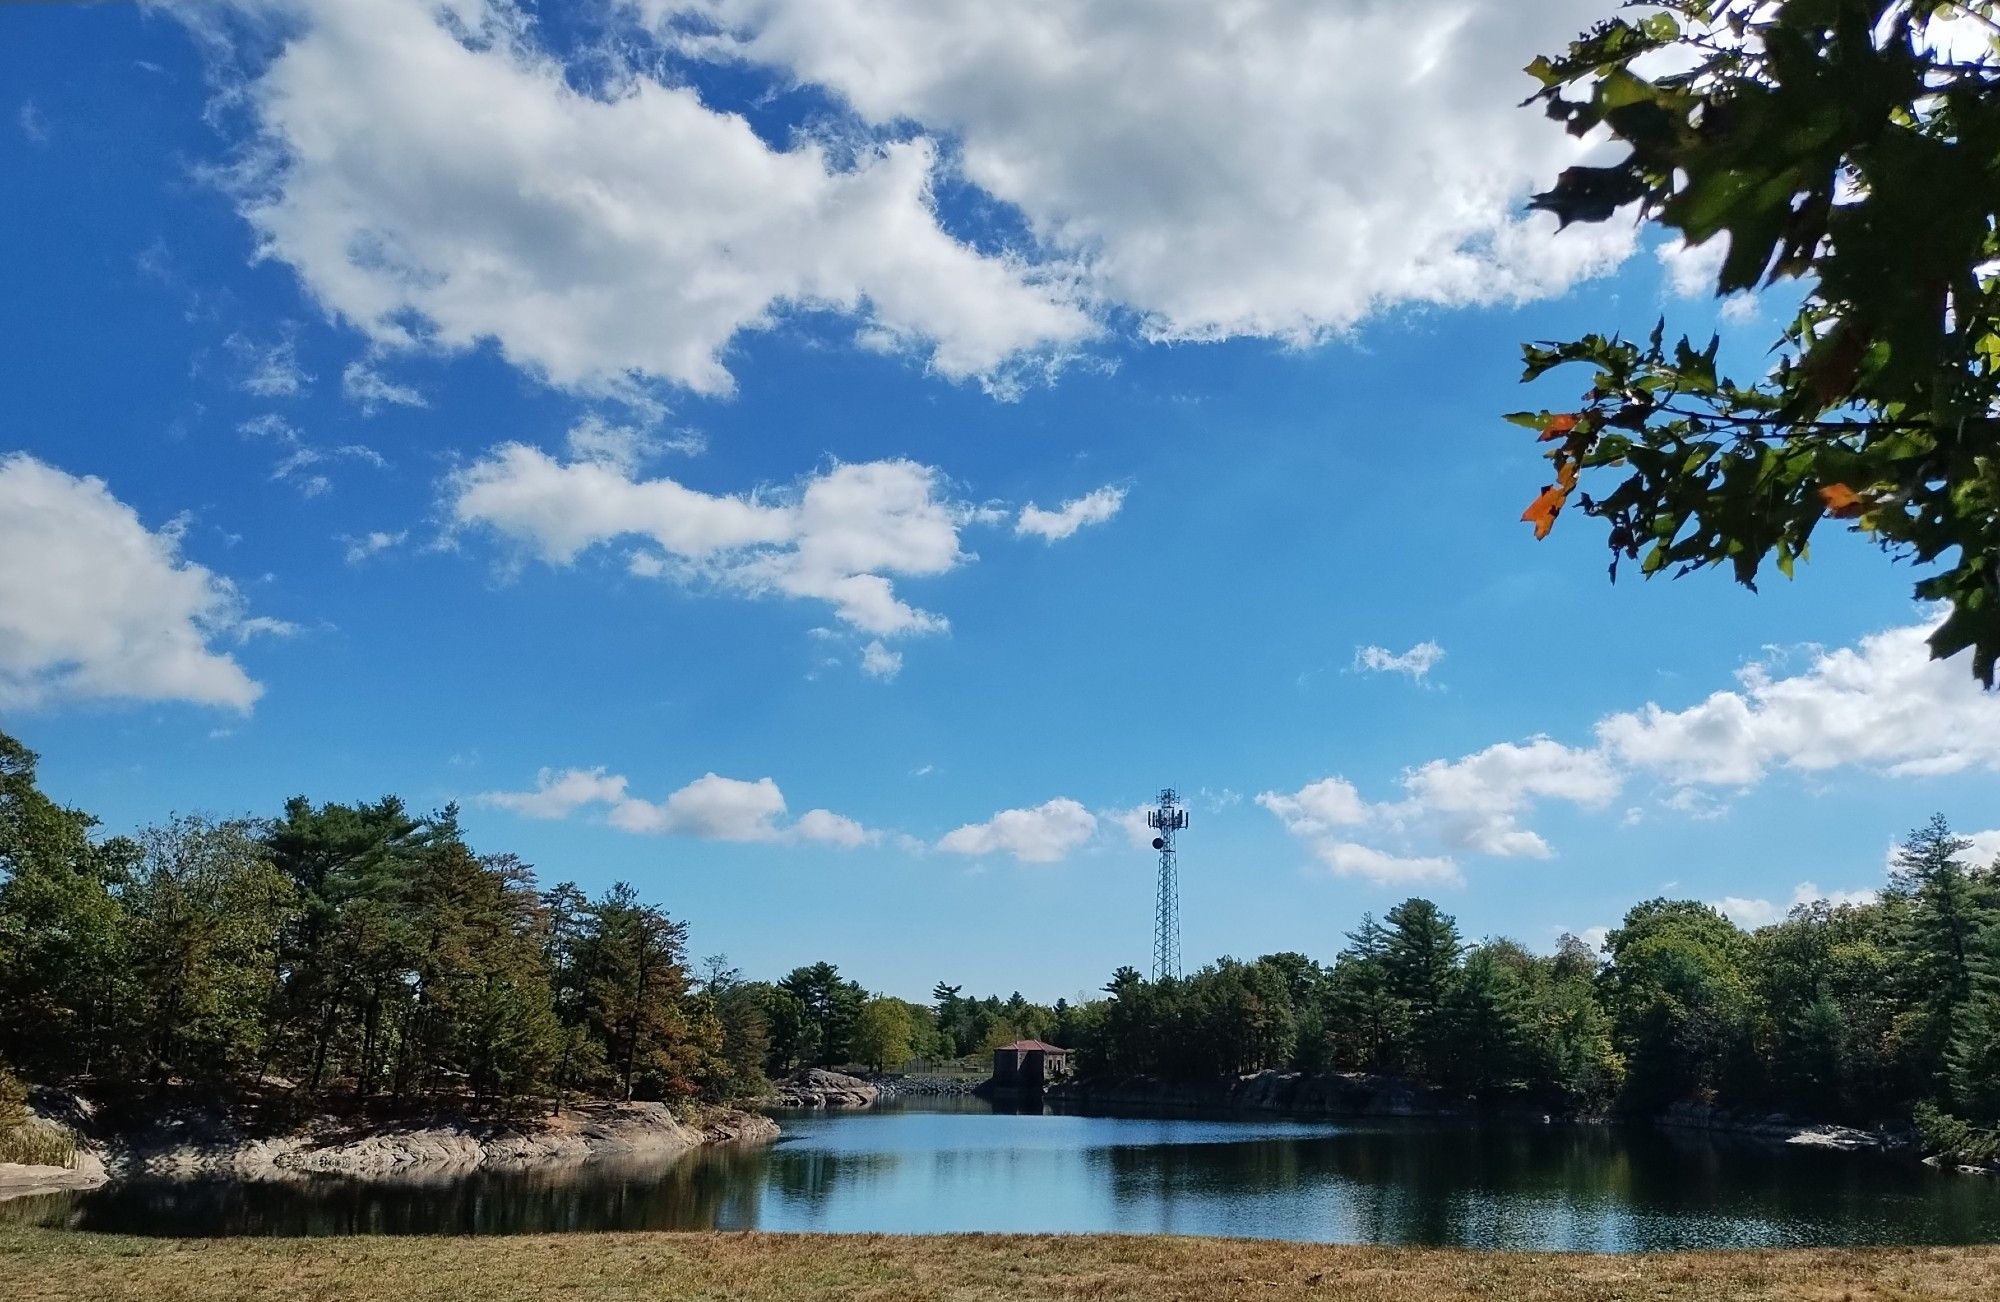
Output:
[[990, 1039, 1073, 1088]]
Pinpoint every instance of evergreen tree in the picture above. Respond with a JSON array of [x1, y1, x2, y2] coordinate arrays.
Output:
[[123, 816, 297, 1084], [1383, 898, 1464, 1079], [778, 962, 865, 1067], [0, 731, 135, 1078]]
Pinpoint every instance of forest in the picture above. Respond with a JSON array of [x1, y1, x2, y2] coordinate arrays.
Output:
[[1, 728, 1996, 1164]]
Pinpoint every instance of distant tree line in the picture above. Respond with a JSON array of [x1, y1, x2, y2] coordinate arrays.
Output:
[[1, 728, 1994, 1164], [1060, 817, 2000, 1162]]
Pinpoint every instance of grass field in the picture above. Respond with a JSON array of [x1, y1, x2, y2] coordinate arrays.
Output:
[[4, 1230, 1997, 1301]]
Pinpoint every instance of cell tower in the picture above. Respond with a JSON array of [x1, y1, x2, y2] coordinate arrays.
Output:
[[1147, 788, 1189, 980]]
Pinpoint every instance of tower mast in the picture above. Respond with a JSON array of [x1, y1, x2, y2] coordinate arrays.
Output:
[[1146, 788, 1188, 980]]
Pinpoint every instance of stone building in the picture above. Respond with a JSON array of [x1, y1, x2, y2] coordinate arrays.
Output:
[[990, 1039, 1073, 1087]]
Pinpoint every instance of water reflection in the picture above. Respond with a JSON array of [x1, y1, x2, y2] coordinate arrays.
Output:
[[14, 1100, 2000, 1248]]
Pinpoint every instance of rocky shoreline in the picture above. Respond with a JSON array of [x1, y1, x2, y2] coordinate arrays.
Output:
[[1653, 1099, 1915, 1153], [770, 1069, 878, 1109], [0, 1091, 777, 1202]]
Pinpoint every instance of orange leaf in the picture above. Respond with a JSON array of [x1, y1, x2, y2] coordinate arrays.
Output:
[[1522, 484, 1568, 540], [1818, 483, 1865, 519], [1557, 461, 1579, 492], [1538, 413, 1580, 443]]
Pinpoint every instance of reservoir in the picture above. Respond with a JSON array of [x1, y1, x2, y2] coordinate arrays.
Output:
[[12, 1099, 2000, 1249]]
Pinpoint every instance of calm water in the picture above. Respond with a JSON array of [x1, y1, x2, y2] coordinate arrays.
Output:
[[11, 1098, 2000, 1249]]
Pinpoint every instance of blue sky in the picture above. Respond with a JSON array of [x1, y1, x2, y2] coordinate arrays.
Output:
[[5, 0, 1997, 1005]]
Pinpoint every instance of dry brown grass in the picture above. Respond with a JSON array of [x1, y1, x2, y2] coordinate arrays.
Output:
[[3, 1230, 1996, 1302]]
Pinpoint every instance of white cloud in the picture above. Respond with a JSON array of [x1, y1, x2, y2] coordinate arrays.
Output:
[[1259, 738, 1617, 886], [0, 454, 265, 711], [213, 0, 1091, 399], [225, 331, 311, 398], [17, 100, 49, 145], [341, 360, 426, 413], [240, 413, 385, 497], [1656, 237, 1727, 299], [480, 766, 874, 845], [938, 797, 1097, 864], [1106, 804, 1158, 851], [1714, 881, 1880, 930], [564, 415, 702, 473], [1655, 236, 1759, 321], [1015, 486, 1125, 542], [1598, 621, 2000, 788], [1397, 738, 1621, 859], [1263, 618, 1998, 887], [1965, 830, 2000, 870], [1257, 777, 1369, 837], [482, 766, 630, 819], [1353, 640, 1445, 683], [668, 0, 1634, 345], [859, 639, 903, 681], [1308, 840, 1461, 887], [341, 530, 406, 564], [450, 443, 983, 638], [1882, 828, 2000, 875]]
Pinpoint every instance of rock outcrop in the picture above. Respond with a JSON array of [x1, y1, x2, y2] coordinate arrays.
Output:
[[102, 1101, 778, 1181], [0, 1089, 777, 1198], [773, 1069, 878, 1109], [1656, 1100, 1912, 1152]]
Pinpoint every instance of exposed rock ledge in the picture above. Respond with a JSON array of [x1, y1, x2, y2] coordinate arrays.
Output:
[[106, 1101, 777, 1181], [0, 1162, 108, 1201], [1655, 1100, 1915, 1153], [1, 1092, 775, 1198], [772, 1069, 878, 1109]]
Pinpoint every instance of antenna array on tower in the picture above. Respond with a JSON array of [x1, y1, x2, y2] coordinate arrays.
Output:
[[1145, 788, 1188, 980]]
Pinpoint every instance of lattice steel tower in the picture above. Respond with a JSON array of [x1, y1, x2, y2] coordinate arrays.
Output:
[[1147, 788, 1189, 980]]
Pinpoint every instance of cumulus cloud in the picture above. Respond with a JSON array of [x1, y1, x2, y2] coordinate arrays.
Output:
[[212, 0, 1091, 399], [1714, 881, 1880, 931], [1264, 617, 1999, 888], [1259, 739, 1614, 885], [938, 798, 1098, 864], [480, 765, 874, 845], [1881, 828, 2000, 875], [1106, 804, 1159, 851], [1353, 640, 1445, 683], [1655, 236, 1758, 322], [341, 529, 406, 564], [1309, 841, 1462, 886], [1257, 777, 1370, 837], [859, 639, 903, 681], [449, 445, 979, 637], [0, 453, 266, 711], [1597, 622, 2000, 788], [1015, 486, 1126, 542], [1397, 739, 1621, 859], [668, 0, 1635, 345]]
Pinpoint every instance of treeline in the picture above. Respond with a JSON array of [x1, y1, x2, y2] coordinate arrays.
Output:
[[3, 727, 1995, 1160], [1059, 817, 2000, 1160], [0, 729, 1062, 1117], [0, 732, 757, 1111]]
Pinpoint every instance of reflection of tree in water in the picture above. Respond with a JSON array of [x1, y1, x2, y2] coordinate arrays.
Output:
[[37, 1147, 779, 1237], [1094, 1122, 2000, 1250], [763, 1148, 900, 1207], [20, 1120, 2000, 1246]]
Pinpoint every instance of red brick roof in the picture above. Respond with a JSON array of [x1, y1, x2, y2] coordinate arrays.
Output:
[[998, 1040, 1068, 1052]]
